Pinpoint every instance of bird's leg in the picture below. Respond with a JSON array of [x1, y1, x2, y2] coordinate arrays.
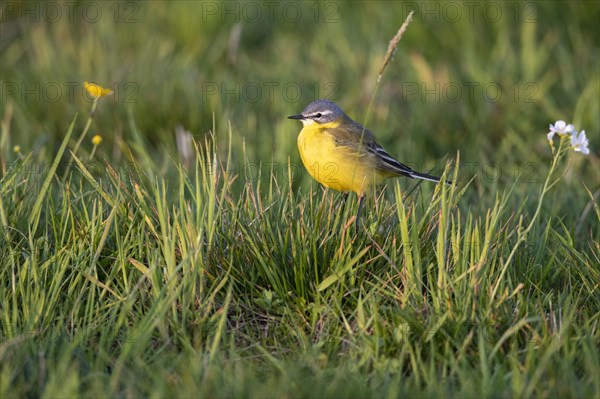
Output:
[[341, 192, 350, 208], [355, 195, 365, 230]]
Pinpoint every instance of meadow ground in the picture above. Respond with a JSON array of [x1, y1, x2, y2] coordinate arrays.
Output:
[[1, 1, 599, 397]]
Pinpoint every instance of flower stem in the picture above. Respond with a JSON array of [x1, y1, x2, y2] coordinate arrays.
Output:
[[62, 97, 98, 179], [489, 138, 566, 303], [89, 146, 98, 161]]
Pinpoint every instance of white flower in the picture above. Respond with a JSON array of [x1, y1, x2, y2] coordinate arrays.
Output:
[[571, 130, 590, 155], [547, 120, 575, 142]]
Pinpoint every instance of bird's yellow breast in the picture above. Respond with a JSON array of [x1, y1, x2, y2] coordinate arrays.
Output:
[[297, 121, 387, 195]]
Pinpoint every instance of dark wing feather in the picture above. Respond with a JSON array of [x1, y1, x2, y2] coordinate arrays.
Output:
[[368, 144, 415, 177]]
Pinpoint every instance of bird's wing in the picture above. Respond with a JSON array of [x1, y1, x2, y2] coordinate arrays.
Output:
[[322, 118, 446, 184], [335, 119, 415, 177], [323, 119, 413, 176]]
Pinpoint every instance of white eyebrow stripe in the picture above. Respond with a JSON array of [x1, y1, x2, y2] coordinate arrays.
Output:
[[308, 110, 333, 117]]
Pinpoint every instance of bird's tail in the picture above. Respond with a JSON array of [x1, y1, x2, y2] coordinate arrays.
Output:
[[411, 170, 453, 185]]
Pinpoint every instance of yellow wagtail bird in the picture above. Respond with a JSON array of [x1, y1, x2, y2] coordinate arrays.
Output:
[[288, 99, 449, 227]]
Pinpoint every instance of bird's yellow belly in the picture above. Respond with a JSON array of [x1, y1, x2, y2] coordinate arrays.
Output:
[[297, 125, 387, 195]]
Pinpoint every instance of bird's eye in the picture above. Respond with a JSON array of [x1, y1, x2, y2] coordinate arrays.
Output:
[[315, 113, 322, 118]]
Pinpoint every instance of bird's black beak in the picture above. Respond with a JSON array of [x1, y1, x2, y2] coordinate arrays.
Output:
[[287, 114, 304, 120]]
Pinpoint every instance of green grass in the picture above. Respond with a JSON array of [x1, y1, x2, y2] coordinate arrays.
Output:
[[1, 1, 599, 397]]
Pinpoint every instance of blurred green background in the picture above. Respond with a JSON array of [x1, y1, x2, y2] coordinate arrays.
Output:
[[1, 0, 599, 204], [1, 2, 599, 397]]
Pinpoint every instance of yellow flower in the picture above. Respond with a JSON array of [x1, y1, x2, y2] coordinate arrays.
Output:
[[92, 135, 103, 146], [84, 81, 112, 98], [13, 145, 21, 153]]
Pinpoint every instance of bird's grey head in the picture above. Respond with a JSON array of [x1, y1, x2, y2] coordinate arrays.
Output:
[[288, 99, 345, 126]]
